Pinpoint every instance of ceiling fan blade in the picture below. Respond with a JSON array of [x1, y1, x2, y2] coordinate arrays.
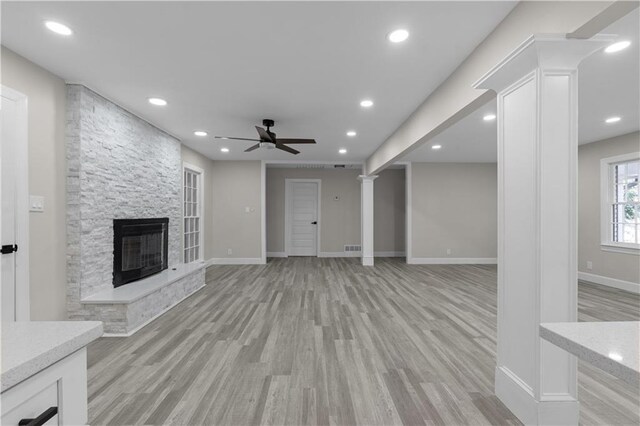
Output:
[[255, 126, 274, 142], [244, 144, 261, 152], [276, 144, 300, 155], [214, 136, 261, 142], [276, 138, 316, 144]]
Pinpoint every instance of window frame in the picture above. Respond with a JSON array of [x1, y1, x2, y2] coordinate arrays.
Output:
[[600, 152, 640, 255], [183, 162, 205, 263]]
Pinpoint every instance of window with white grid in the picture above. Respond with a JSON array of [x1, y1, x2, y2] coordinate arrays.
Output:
[[601, 153, 640, 252], [183, 166, 202, 263]]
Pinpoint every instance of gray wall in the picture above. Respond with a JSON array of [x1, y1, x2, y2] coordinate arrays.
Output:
[[1, 46, 67, 320], [411, 163, 497, 259], [578, 132, 640, 284], [266, 168, 361, 254], [211, 161, 263, 259], [374, 169, 406, 253], [181, 145, 215, 262]]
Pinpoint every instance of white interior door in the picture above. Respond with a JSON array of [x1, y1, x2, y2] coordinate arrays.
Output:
[[2, 94, 19, 321], [1, 87, 29, 321], [288, 181, 319, 256]]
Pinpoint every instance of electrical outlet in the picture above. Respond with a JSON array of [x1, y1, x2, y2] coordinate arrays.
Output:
[[586, 261, 593, 270], [446, 248, 452, 255], [29, 195, 45, 212], [227, 248, 232, 255]]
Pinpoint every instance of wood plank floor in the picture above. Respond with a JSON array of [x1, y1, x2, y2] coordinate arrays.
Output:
[[87, 258, 639, 425]]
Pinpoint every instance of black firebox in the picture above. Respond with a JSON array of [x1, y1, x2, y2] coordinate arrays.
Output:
[[113, 218, 169, 288]]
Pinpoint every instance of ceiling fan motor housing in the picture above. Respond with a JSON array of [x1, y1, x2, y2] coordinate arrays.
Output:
[[262, 119, 275, 128]]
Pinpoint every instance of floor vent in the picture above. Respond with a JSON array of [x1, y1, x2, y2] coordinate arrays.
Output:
[[344, 245, 362, 252]]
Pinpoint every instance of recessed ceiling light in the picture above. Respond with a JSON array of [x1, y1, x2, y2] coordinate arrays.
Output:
[[387, 29, 409, 43], [483, 114, 496, 121], [220, 147, 229, 153], [194, 131, 207, 137], [339, 148, 347, 154], [148, 98, 167, 106], [360, 99, 374, 108], [605, 116, 621, 124], [45, 21, 73, 36], [431, 145, 442, 150], [605, 41, 631, 53], [346, 130, 357, 137]]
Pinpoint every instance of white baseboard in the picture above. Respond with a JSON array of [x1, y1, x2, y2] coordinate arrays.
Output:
[[577, 271, 640, 294], [267, 252, 288, 258], [374, 251, 406, 257], [205, 258, 265, 266], [408, 257, 497, 265], [102, 284, 206, 337], [495, 366, 579, 425], [318, 252, 361, 258]]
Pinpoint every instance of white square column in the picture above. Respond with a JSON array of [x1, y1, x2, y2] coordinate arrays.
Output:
[[359, 175, 377, 266], [474, 34, 612, 425]]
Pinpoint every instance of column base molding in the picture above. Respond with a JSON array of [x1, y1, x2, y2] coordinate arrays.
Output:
[[495, 366, 579, 426], [361, 256, 374, 266]]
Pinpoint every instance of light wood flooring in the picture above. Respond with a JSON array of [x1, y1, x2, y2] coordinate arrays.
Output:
[[87, 258, 640, 425]]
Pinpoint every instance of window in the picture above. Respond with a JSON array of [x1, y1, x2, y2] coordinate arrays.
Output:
[[601, 153, 639, 253], [183, 164, 203, 263]]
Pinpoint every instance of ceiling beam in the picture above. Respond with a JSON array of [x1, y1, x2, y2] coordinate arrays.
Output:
[[364, 0, 638, 175]]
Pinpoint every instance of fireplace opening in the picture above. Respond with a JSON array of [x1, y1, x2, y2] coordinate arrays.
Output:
[[113, 218, 169, 287]]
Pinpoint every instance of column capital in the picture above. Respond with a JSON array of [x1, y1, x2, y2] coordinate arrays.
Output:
[[358, 175, 378, 182], [474, 33, 615, 92]]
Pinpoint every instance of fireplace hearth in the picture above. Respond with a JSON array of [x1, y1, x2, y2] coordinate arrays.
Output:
[[113, 218, 169, 287]]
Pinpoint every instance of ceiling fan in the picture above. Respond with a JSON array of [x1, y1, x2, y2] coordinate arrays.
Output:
[[214, 119, 316, 155]]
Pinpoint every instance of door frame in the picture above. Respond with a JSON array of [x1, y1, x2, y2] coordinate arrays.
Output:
[[1, 85, 30, 320], [284, 179, 321, 257]]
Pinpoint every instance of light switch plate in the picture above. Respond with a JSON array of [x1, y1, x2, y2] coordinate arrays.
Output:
[[30, 195, 45, 212]]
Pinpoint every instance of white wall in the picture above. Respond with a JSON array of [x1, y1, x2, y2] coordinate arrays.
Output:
[[410, 162, 497, 262], [374, 169, 405, 254], [211, 161, 263, 260], [578, 131, 640, 288], [181, 145, 215, 262], [266, 168, 361, 254], [1, 46, 67, 320]]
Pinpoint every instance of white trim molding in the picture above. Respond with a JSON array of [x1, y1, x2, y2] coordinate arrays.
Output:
[[261, 160, 267, 264], [578, 271, 640, 294], [375, 251, 406, 257], [205, 258, 264, 266], [266, 252, 288, 258], [408, 257, 497, 265]]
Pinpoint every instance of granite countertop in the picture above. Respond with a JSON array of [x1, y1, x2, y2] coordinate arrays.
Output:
[[1, 321, 103, 392], [540, 321, 639, 386]]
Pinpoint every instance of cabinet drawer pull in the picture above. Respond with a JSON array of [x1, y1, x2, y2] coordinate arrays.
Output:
[[18, 406, 58, 426]]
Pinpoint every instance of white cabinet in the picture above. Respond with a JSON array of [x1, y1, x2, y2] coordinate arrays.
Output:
[[1, 348, 88, 426]]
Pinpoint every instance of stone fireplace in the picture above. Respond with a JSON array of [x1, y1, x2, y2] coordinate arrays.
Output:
[[66, 85, 204, 334]]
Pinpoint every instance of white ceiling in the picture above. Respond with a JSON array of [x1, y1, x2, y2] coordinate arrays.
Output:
[[403, 8, 640, 163], [1, 1, 517, 162]]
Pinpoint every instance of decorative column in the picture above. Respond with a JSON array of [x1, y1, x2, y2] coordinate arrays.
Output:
[[359, 175, 377, 266], [474, 34, 612, 425]]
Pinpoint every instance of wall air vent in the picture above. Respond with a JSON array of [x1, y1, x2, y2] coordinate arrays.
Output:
[[334, 165, 346, 168], [344, 245, 362, 252]]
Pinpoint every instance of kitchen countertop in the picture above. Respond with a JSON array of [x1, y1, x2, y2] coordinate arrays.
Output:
[[540, 321, 639, 386], [1, 321, 103, 392]]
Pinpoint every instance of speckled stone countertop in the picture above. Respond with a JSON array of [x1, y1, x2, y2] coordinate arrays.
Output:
[[1, 321, 103, 392], [540, 321, 639, 386]]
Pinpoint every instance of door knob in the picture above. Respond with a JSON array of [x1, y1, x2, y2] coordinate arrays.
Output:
[[311, 221, 317, 225]]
